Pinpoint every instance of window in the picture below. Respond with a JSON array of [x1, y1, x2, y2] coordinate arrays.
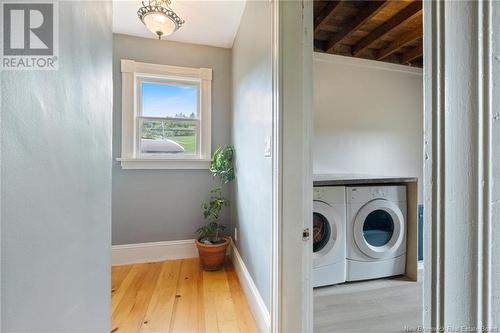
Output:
[[139, 80, 199, 155], [118, 60, 212, 169]]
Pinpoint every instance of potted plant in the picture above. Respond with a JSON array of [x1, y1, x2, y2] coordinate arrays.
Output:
[[195, 145, 235, 271]]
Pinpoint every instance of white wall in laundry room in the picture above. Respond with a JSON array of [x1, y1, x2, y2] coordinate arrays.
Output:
[[313, 53, 423, 202]]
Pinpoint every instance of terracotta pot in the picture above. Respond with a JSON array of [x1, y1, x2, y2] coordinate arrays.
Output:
[[195, 237, 230, 271]]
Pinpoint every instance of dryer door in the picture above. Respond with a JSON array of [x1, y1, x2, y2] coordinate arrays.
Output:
[[313, 200, 342, 267], [353, 199, 405, 259]]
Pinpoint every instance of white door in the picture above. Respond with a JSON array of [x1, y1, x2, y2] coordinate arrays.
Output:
[[273, 0, 314, 332]]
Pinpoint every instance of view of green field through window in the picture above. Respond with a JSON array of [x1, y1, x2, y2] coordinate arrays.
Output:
[[140, 81, 199, 154]]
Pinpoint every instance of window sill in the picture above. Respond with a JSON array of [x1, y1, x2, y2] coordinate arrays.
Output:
[[117, 158, 211, 170]]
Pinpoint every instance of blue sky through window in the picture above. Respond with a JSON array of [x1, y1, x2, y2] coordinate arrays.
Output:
[[142, 81, 198, 118]]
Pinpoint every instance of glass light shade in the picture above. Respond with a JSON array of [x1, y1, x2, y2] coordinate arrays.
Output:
[[138, 0, 184, 40], [143, 13, 176, 38]]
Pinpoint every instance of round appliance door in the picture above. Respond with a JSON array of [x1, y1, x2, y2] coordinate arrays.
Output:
[[313, 200, 342, 267], [353, 199, 405, 259]]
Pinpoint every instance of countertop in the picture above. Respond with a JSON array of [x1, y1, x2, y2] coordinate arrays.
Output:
[[313, 173, 418, 186]]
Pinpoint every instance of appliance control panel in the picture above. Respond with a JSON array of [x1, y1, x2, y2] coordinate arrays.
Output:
[[371, 187, 387, 198], [347, 185, 406, 203], [313, 188, 324, 200], [313, 186, 346, 203]]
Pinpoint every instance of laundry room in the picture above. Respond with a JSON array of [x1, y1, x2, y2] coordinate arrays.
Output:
[[312, 1, 424, 332]]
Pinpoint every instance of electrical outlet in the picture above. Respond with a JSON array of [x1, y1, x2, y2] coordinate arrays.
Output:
[[234, 227, 238, 242]]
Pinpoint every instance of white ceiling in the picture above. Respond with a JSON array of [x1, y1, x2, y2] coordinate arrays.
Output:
[[113, 0, 247, 48]]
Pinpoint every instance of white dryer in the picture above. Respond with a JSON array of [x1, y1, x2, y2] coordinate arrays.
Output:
[[313, 186, 346, 287], [346, 185, 406, 281]]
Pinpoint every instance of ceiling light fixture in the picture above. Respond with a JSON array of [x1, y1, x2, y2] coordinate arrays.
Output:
[[138, 0, 184, 40]]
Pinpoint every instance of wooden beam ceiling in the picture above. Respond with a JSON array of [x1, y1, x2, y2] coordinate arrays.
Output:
[[314, 1, 342, 35], [352, 0, 422, 57], [326, 1, 388, 54], [400, 44, 423, 64], [314, 0, 423, 67], [376, 24, 422, 60]]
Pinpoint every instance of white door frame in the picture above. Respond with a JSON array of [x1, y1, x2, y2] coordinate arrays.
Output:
[[271, 0, 282, 331], [423, 0, 499, 330], [271, 0, 314, 332]]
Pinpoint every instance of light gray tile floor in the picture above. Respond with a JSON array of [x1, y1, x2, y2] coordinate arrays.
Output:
[[314, 274, 423, 333]]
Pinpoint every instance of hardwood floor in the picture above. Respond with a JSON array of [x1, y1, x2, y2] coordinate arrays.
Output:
[[111, 258, 259, 333], [314, 274, 423, 333]]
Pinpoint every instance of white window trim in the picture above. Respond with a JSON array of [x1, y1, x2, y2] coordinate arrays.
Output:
[[117, 59, 212, 170]]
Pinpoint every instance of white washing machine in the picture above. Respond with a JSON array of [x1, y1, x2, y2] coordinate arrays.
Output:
[[313, 186, 346, 287], [346, 185, 407, 281]]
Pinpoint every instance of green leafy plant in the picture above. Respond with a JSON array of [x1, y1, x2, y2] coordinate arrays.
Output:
[[210, 146, 235, 184], [197, 145, 235, 244]]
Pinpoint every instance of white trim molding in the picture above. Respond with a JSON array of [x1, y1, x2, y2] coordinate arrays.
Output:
[[230, 242, 271, 333], [116, 158, 210, 170], [111, 239, 197, 265], [489, 3, 500, 328], [271, 1, 282, 332], [275, 1, 314, 332], [314, 52, 423, 76], [423, 0, 499, 330], [118, 59, 212, 170]]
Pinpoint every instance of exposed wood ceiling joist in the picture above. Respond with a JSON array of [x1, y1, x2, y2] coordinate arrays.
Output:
[[400, 44, 423, 64], [377, 24, 422, 60], [325, 1, 388, 54], [314, 0, 424, 68], [314, 1, 342, 35], [352, 0, 422, 56]]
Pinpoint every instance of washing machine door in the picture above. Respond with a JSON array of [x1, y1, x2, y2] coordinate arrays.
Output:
[[313, 200, 342, 267], [353, 199, 405, 259]]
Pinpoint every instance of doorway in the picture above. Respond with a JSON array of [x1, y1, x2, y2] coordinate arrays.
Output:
[[287, 1, 500, 332], [311, 1, 424, 332]]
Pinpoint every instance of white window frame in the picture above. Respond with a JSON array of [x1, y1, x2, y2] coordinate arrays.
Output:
[[118, 59, 212, 169]]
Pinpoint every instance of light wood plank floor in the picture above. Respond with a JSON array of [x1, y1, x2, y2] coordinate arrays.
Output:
[[314, 275, 423, 333], [111, 258, 259, 333]]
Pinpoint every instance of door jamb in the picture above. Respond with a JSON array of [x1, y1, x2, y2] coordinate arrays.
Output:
[[271, 0, 282, 331], [271, 0, 314, 332]]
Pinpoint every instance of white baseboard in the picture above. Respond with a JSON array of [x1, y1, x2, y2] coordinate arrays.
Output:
[[230, 241, 271, 333], [112, 239, 198, 265]]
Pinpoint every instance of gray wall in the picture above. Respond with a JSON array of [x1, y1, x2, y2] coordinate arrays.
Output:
[[1, 2, 112, 331], [231, 1, 272, 310], [112, 34, 231, 245]]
